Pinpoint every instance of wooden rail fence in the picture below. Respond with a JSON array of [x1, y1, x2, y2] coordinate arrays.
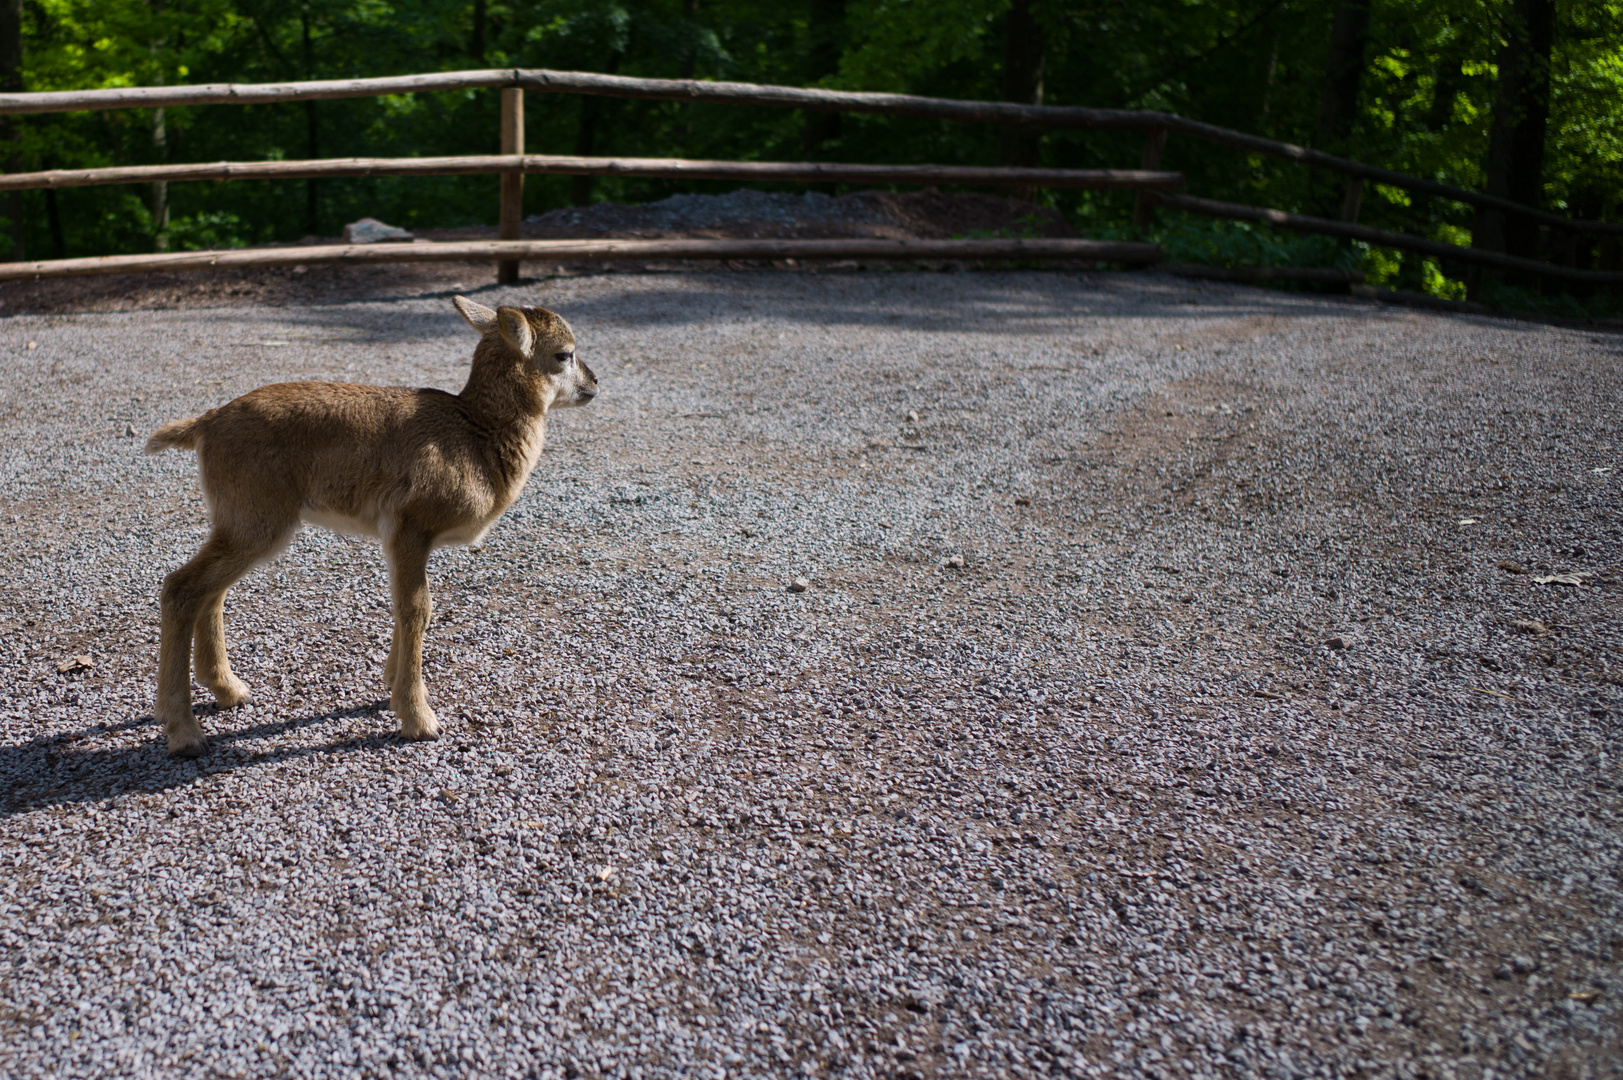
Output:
[[0, 67, 1616, 286]]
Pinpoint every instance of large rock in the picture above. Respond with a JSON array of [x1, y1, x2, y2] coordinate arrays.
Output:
[[342, 217, 414, 244]]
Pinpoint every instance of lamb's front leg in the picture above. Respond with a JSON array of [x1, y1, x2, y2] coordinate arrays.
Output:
[[387, 532, 439, 741], [382, 621, 400, 689]]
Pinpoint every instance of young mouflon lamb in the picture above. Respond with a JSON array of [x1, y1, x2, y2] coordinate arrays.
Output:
[[144, 297, 597, 757]]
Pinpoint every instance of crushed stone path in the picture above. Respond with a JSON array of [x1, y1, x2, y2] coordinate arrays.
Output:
[[0, 269, 1619, 1080]]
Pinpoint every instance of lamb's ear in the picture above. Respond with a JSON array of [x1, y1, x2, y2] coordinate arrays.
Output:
[[453, 295, 499, 334], [496, 306, 535, 359]]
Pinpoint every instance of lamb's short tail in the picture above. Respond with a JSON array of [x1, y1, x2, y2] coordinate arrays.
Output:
[[144, 417, 203, 454]]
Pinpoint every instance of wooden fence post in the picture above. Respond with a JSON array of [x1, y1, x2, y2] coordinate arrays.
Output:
[[497, 87, 524, 284], [1340, 176, 1363, 224], [1132, 127, 1168, 229]]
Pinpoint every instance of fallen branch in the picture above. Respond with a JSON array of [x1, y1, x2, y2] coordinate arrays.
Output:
[[0, 237, 1164, 282]]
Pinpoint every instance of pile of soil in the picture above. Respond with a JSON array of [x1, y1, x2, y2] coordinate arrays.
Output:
[[0, 189, 1075, 315], [516, 188, 1077, 242]]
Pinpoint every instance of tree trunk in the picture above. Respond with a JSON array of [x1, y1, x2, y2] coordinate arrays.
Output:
[[1312, 0, 1371, 216], [1259, 29, 1280, 119], [681, 0, 701, 80], [1473, 0, 1554, 289], [45, 187, 64, 258], [470, 0, 486, 62], [0, 0, 22, 259], [1425, 56, 1464, 131], [302, 10, 320, 236], [572, 51, 622, 207], [801, 0, 845, 157], [150, 107, 170, 251], [999, 0, 1045, 202], [1314, 0, 1372, 149]]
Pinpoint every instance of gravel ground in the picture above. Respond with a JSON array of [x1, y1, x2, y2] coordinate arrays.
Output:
[[0, 268, 1619, 1080]]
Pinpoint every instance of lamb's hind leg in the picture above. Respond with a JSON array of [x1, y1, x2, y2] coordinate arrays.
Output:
[[386, 530, 439, 741], [157, 529, 274, 757], [194, 590, 252, 708]]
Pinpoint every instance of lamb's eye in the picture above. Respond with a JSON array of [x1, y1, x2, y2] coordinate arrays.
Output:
[[555, 352, 574, 363]]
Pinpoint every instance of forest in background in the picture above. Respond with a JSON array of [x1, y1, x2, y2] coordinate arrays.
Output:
[[1, 0, 1619, 312]]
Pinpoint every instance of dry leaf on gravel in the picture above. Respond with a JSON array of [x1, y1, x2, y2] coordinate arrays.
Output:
[[55, 655, 92, 674], [1532, 573, 1586, 586]]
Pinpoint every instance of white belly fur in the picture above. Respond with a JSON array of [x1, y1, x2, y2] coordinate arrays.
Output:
[[300, 506, 499, 550], [301, 506, 383, 539]]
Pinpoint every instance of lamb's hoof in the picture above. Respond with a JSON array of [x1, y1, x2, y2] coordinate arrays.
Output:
[[209, 676, 253, 709], [400, 717, 440, 742], [166, 729, 209, 758], [395, 697, 440, 741]]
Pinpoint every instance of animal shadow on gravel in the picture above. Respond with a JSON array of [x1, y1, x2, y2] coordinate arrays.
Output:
[[0, 700, 396, 817]]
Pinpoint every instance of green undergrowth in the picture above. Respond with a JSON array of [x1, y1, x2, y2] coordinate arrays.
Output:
[[1101, 213, 1619, 319]]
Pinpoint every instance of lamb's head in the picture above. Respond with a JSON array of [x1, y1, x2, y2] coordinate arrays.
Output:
[[454, 296, 598, 410]]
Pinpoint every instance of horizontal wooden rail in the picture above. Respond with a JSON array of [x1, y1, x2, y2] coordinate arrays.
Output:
[[1157, 117, 1623, 238], [1154, 193, 1623, 285], [0, 237, 1163, 281], [1, 67, 1615, 238], [0, 67, 1159, 130], [0, 155, 1182, 193]]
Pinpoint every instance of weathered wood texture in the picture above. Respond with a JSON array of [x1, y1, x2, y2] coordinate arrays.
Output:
[[0, 237, 1164, 282], [0, 155, 1183, 193], [0, 67, 1614, 235], [1154, 193, 1623, 284]]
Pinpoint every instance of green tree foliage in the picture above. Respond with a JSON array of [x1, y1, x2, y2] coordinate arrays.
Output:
[[7, 0, 1620, 301]]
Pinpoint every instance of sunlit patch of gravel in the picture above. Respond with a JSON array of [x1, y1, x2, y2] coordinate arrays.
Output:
[[0, 268, 1619, 1080]]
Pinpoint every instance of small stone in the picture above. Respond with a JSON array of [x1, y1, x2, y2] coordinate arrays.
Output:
[[946, 554, 965, 569], [123, 423, 137, 437], [1014, 497, 1032, 506], [1325, 636, 1349, 651], [906, 410, 919, 422], [1497, 559, 1526, 574], [342, 217, 415, 244], [789, 577, 810, 592]]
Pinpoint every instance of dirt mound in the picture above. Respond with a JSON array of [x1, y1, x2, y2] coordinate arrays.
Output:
[[511, 188, 1076, 241]]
